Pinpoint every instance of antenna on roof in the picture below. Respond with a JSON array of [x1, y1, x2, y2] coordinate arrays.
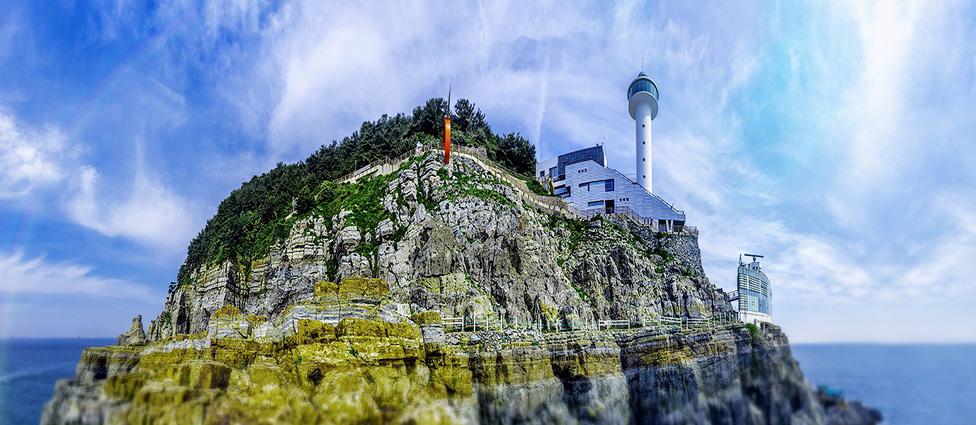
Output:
[[744, 253, 764, 262], [641, 56, 645, 72]]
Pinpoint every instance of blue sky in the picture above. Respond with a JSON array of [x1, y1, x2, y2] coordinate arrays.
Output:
[[1, 0, 975, 342]]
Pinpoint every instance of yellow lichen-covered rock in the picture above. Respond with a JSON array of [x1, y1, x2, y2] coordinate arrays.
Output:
[[539, 302, 559, 324], [296, 319, 337, 344], [385, 321, 422, 340], [469, 346, 556, 387], [212, 304, 242, 319], [245, 314, 267, 325], [103, 373, 146, 400], [313, 280, 339, 298], [410, 310, 443, 326], [395, 399, 466, 425], [336, 318, 386, 338], [312, 369, 384, 423], [337, 276, 389, 300], [210, 338, 263, 368]]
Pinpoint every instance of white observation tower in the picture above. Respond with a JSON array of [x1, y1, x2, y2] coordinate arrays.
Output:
[[627, 71, 659, 191]]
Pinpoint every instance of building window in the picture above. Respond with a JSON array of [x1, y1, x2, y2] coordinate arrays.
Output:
[[587, 200, 604, 207], [539, 170, 545, 177], [605, 179, 614, 191], [578, 182, 590, 191]]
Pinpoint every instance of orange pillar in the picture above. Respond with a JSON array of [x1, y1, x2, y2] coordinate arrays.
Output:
[[443, 115, 451, 164]]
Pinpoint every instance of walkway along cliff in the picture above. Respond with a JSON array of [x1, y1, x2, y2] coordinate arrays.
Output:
[[42, 141, 880, 424]]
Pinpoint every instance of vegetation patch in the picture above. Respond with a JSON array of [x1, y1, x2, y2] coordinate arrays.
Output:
[[746, 323, 761, 342], [175, 98, 537, 291]]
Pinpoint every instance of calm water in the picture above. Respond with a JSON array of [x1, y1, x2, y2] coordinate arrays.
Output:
[[0, 338, 113, 425], [793, 344, 976, 425], [0, 340, 973, 424]]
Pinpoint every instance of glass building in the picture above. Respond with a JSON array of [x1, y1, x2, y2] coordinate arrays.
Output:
[[737, 254, 772, 324]]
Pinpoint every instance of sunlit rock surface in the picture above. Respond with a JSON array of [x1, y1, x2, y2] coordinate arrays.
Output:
[[43, 153, 879, 424]]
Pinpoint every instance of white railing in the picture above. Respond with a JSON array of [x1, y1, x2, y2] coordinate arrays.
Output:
[[579, 206, 698, 235], [430, 310, 740, 334], [336, 149, 417, 184]]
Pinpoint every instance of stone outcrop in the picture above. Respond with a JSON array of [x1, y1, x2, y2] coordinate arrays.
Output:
[[44, 152, 879, 424], [144, 154, 731, 343], [115, 315, 146, 346]]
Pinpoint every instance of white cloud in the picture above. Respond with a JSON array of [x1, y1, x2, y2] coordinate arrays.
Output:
[[0, 106, 199, 252], [0, 110, 75, 198], [67, 161, 200, 252], [0, 250, 157, 301]]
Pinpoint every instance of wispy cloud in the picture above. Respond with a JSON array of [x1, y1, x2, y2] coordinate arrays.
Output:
[[0, 106, 200, 252], [0, 110, 76, 198], [0, 250, 157, 301], [66, 162, 200, 252]]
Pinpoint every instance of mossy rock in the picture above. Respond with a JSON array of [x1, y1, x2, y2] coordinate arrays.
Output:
[[336, 318, 387, 338], [244, 314, 267, 325], [313, 280, 339, 298], [103, 373, 146, 399], [212, 304, 242, 319], [210, 339, 263, 368], [385, 321, 422, 340], [337, 276, 389, 300], [296, 319, 337, 344], [411, 311, 443, 327], [168, 361, 232, 390], [539, 301, 559, 323]]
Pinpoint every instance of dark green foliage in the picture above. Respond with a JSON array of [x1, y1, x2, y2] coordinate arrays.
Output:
[[496, 133, 536, 175], [448, 99, 537, 177], [746, 323, 761, 341], [176, 98, 536, 288], [411, 98, 448, 136], [524, 178, 550, 196], [453, 99, 488, 134]]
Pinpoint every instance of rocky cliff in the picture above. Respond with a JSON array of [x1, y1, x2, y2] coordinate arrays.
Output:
[[43, 151, 879, 424]]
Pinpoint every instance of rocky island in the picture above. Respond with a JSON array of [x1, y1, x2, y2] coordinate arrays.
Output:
[[42, 99, 880, 424]]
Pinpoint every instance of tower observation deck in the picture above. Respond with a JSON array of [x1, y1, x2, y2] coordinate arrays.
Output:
[[628, 71, 659, 191]]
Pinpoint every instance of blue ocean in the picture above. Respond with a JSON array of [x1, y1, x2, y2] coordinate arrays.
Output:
[[792, 344, 976, 425], [0, 339, 114, 425], [1, 340, 974, 424]]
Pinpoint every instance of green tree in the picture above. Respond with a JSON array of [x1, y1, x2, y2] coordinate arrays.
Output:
[[496, 132, 536, 176], [453, 98, 488, 134]]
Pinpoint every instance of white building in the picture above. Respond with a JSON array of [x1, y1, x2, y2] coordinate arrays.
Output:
[[734, 254, 773, 325], [536, 72, 686, 232]]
